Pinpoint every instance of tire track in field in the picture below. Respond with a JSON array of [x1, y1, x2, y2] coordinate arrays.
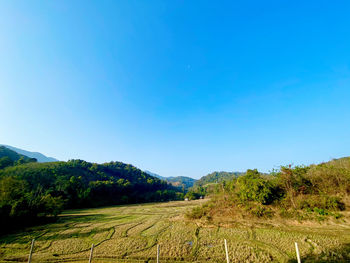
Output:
[[56, 221, 144, 256], [244, 226, 290, 262], [122, 221, 146, 237], [127, 225, 172, 256], [191, 224, 201, 259], [119, 214, 173, 257], [139, 218, 162, 236], [122, 215, 169, 256]]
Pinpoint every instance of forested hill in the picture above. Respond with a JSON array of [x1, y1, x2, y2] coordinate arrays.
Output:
[[167, 176, 197, 189], [0, 146, 37, 168], [0, 157, 183, 233], [0, 146, 31, 161], [145, 170, 196, 190], [0, 144, 58, 162], [194, 171, 243, 187]]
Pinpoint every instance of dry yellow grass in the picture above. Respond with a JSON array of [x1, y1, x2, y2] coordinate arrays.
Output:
[[0, 200, 349, 262]]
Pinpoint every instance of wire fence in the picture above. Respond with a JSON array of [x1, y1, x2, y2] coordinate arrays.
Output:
[[26, 238, 302, 263]]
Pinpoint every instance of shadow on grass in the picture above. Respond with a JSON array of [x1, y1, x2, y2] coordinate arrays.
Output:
[[288, 243, 350, 263], [0, 213, 110, 244], [57, 213, 111, 224], [0, 216, 57, 237]]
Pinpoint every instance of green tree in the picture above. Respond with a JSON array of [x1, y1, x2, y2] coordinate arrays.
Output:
[[237, 169, 275, 204], [0, 157, 13, 169]]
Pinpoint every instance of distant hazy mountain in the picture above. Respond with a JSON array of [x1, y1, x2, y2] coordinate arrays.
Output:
[[145, 170, 197, 189], [0, 145, 58, 163], [144, 170, 165, 180], [0, 146, 32, 161]]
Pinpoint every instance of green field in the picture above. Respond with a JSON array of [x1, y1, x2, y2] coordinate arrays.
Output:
[[0, 200, 349, 263]]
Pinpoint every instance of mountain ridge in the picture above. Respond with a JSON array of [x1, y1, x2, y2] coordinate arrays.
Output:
[[145, 170, 197, 189], [0, 146, 33, 162], [193, 171, 244, 187], [0, 144, 58, 163]]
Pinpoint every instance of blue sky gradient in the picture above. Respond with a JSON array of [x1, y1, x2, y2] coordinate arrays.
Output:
[[1, 1, 350, 178]]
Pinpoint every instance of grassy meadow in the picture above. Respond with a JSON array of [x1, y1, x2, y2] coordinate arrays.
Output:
[[0, 200, 349, 263]]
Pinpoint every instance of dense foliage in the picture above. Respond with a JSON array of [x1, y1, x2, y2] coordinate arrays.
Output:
[[0, 151, 183, 233], [187, 158, 350, 221], [236, 169, 276, 205], [0, 146, 37, 169], [0, 144, 58, 162]]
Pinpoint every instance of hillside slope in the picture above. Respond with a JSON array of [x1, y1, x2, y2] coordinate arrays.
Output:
[[194, 171, 243, 187], [0, 146, 31, 161], [0, 159, 183, 233], [187, 157, 350, 222], [0, 146, 37, 169], [145, 170, 196, 189], [0, 144, 58, 162]]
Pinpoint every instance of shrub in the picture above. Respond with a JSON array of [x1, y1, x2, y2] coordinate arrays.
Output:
[[279, 208, 294, 218], [185, 202, 213, 219], [306, 158, 350, 195], [297, 195, 345, 211], [237, 169, 276, 205], [244, 203, 274, 218], [313, 207, 328, 216], [185, 191, 201, 200], [185, 206, 206, 219]]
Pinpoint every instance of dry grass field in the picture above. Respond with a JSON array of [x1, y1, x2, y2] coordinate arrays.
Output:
[[0, 200, 349, 263]]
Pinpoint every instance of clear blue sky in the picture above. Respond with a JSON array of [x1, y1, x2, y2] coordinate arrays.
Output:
[[1, 1, 350, 178]]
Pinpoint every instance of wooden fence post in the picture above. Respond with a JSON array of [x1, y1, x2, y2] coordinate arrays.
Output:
[[88, 244, 94, 263], [28, 239, 35, 263], [224, 239, 230, 263], [156, 244, 160, 263], [295, 242, 301, 263]]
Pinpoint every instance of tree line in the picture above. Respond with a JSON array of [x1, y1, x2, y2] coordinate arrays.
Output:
[[0, 148, 184, 234]]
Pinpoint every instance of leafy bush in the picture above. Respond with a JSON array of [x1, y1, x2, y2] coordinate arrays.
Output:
[[244, 204, 274, 218], [185, 191, 201, 200], [306, 158, 350, 195], [185, 206, 207, 219], [313, 207, 328, 216], [185, 202, 213, 220], [237, 169, 276, 204], [297, 195, 345, 211]]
